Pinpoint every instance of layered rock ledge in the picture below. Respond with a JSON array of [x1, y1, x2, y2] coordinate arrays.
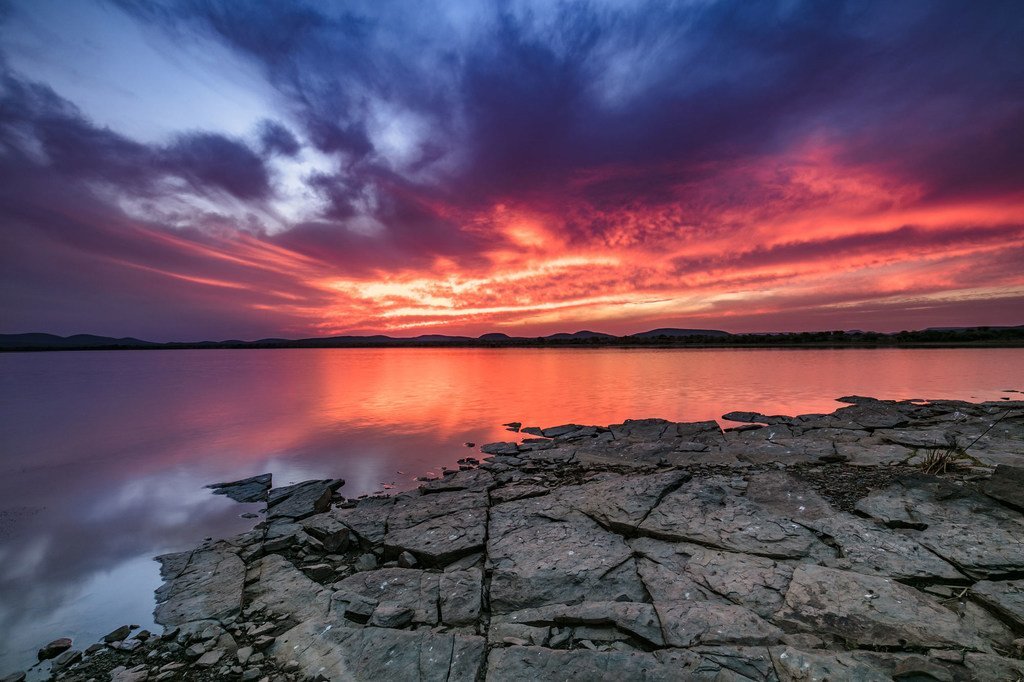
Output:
[[19, 396, 1024, 681]]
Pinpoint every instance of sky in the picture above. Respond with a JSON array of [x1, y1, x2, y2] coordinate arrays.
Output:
[[0, 0, 1022, 340]]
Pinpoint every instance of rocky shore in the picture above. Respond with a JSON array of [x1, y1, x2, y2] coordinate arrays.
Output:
[[9, 395, 1024, 682]]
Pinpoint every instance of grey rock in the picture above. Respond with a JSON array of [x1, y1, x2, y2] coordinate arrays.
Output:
[[51, 648, 82, 669], [834, 403, 908, 429], [971, 579, 1024, 630], [486, 646, 777, 681], [481, 441, 519, 455], [419, 469, 495, 494], [250, 554, 330, 623], [488, 495, 646, 612], [440, 568, 482, 625], [981, 464, 1024, 510], [855, 475, 1024, 578], [333, 497, 394, 547], [802, 513, 963, 581], [207, 473, 272, 503], [368, 604, 415, 628], [37, 637, 72, 660], [769, 647, 891, 681], [682, 547, 794, 618], [301, 514, 351, 553], [109, 665, 149, 682], [305, 562, 334, 581], [384, 490, 488, 564], [271, 623, 485, 681], [196, 649, 225, 667], [332, 568, 440, 626], [384, 506, 487, 565], [776, 564, 989, 650], [267, 479, 344, 520], [103, 624, 133, 643], [558, 470, 690, 533], [154, 543, 245, 626], [493, 602, 665, 647], [352, 552, 377, 571], [638, 476, 830, 559], [490, 483, 549, 504], [656, 601, 783, 647]]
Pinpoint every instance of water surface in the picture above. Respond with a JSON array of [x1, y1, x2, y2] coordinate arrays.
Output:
[[1, 347, 1021, 672]]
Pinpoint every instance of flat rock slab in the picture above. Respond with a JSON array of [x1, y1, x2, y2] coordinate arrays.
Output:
[[206, 473, 272, 503], [488, 495, 646, 612], [769, 647, 891, 681], [970, 579, 1024, 629], [331, 568, 440, 626], [557, 470, 690, 532], [251, 554, 330, 623], [638, 476, 830, 559], [267, 479, 344, 520], [776, 564, 988, 650], [855, 475, 1024, 578], [154, 543, 245, 626], [486, 645, 778, 681], [981, 464, 1024, 510], [656, 601, 783, 647], [802, 513, 964, 581], [384, 490, 488, 565], [492, 602, 665, 647], [272, 622, 485, 681]]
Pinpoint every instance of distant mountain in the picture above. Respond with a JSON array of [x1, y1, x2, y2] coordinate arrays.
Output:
[[543, 330, 616, 341], [412, 334, 473, 343], [478, 333, 512, 341], [631, 328, 731, 338], [925, 325, 1024, 332], [0, 333, 156, 349]]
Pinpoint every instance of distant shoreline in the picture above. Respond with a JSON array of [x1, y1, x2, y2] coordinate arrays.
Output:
[[3, 339, 1024, 353], [2, 326, 1022, 352]]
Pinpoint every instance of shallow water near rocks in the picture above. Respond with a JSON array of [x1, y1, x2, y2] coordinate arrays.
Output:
[[0, 346, 1021, 672]]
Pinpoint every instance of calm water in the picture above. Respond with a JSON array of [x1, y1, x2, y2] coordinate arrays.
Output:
[[0, 347, 1021, 672]]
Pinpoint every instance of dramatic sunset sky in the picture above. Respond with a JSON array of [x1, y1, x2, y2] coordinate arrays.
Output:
[[1, 0, 1022, 339]]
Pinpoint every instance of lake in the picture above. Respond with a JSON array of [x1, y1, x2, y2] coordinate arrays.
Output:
[[1, 346, 1021, 671]]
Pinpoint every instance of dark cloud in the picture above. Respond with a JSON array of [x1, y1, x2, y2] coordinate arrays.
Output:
[[258, 119, 301, 157], [162, 131, 270, 200]]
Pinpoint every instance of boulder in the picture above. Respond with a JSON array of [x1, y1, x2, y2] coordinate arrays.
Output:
[[37, 638, 72, 660]]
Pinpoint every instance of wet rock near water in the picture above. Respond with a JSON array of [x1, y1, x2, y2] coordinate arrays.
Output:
[[24, 396, 1024, 681], [207, 474, 273, 504]]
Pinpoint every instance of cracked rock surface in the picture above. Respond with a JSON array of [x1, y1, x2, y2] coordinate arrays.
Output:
[[31, 396, 1024, 681]]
